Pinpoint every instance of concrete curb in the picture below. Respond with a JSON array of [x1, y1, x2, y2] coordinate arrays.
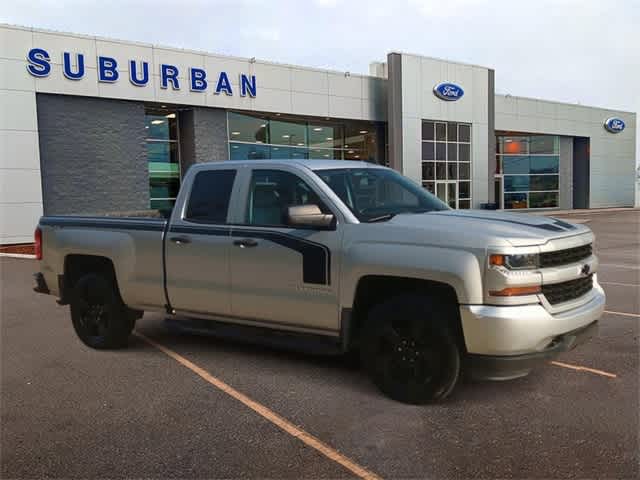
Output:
[[534, 207, 640, 216], [0, 253, 36, 259]]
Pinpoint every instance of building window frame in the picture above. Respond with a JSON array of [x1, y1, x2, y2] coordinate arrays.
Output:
[[496, 134, 560, 210], [421, 120, 472, 209], [145, 108, 181, 210], [226, 111, 384, 164]]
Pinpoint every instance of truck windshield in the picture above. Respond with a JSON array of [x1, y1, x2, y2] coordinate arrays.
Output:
[[315, 168, 449, 222]]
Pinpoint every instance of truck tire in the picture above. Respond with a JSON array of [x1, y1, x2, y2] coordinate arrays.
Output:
[[70, 273, 135, 349], [360, 294, 461, 404]]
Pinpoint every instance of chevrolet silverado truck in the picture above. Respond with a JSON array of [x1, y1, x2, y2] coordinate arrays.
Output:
[[34, 160, 604, 404]]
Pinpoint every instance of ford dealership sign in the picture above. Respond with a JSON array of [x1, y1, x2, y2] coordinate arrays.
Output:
[[433, 82, 464, 101], [604, 117, 625, 134]]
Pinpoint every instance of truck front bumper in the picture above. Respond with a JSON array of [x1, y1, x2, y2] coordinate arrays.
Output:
[[460, 282, 605, 380]]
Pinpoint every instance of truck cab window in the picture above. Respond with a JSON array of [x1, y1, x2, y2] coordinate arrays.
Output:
[[185, 170, 237, 223], [246, 170, 330, 227]]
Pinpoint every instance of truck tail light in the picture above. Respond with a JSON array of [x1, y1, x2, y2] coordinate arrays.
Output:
[[34, 227, 42, 260], [489, 285, 541, 297]]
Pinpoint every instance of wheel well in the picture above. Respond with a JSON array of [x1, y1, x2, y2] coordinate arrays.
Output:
[[349, 275, 465, 352], [62, 255, 120, 304]]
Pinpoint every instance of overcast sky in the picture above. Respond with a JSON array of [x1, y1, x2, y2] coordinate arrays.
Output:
[[3, 0, 639, 163]]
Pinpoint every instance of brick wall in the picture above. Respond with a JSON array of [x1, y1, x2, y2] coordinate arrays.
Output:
[[36, 94, 148, 215]]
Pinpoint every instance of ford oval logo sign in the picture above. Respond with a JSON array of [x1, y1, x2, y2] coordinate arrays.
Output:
[[604, 117, 625, 133], [433, 82, 464, 101]]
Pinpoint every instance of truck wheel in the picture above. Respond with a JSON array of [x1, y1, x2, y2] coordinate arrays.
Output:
[[360, 294, 461, 404], [70, 273, 135, 349]]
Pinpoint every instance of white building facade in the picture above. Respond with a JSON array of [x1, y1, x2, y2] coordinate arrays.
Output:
[[1, 24, 636, 244]]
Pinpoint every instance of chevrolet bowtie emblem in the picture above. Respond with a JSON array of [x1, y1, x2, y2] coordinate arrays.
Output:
[[581, 264, 591, 276]]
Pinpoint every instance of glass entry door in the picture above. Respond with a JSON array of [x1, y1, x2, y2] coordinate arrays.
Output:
[[436, 181, 457, 209]]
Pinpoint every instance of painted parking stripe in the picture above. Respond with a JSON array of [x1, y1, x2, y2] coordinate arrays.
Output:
[[550, 361, 617, 378], [604, 310, 640, 318], [134, 332, 381, 480]]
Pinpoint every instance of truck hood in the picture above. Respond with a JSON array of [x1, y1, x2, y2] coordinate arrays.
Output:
[[385, 209, 591, 247]]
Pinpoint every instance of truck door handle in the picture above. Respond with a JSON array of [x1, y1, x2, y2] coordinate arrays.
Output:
[[233, 238, 258, 248], [170, 236, 191, 245]]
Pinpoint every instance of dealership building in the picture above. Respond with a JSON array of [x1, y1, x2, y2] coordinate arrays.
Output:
[[1, 23, 637, 244]]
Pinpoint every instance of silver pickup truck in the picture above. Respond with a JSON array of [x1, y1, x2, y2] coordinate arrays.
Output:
[[34, 160, 604, 404]]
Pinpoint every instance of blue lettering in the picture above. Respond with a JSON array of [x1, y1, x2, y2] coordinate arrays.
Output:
[[62, 52, 85, 80], [190, 68, 207, 92], [215, 71, 233, 95], [129, 60, 149, 86], [98, 56, 119, 82], [160, 64, 180, 90], [240, 74, 256, 97], [26, 48, 51, 77]]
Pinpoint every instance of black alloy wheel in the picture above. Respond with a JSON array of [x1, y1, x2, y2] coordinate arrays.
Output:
[[70, 273, 134, 349], [361, 294, 461, 404]]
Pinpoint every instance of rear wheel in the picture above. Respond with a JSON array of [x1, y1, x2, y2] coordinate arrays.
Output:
[[70, 273, 135, 349], [360, 294, 461, 404]]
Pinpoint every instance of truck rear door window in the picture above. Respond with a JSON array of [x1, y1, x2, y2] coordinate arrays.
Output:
[[185, 170, 237, 223]]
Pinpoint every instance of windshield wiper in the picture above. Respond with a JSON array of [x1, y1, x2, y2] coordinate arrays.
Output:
[[365, 213, 396, 223]]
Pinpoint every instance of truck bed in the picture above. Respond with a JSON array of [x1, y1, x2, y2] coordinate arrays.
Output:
[[38, 213, 169, 312]]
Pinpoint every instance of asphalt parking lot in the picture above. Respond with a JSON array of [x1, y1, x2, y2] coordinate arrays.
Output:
[[1, 210, 638, 479]]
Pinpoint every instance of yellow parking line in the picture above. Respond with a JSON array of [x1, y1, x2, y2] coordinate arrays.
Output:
[[550, 361, 617, 378], [604, 310, 640, 318], [134, 331, 381, 480]]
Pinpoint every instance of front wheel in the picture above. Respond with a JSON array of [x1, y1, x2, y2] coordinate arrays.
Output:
[[360, 294, 461, 404], [70, 273, 135, 349]]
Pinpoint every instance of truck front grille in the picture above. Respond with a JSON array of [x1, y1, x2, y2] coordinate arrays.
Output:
[[540, 244, 592, 268], [542, 274, 593, 305]]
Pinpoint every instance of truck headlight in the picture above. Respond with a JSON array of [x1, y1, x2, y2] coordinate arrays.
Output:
[[489, 253, 539, 270]]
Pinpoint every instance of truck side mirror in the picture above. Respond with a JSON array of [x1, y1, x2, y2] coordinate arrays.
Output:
[[287, 204, 335, 229]]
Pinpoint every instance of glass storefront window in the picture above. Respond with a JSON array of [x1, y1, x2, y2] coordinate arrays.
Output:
[[458, 144, 470, 162], [228, 112, 269, 143], [226, 112, 384, 164], [145, 114, 178, 140], [146, 109, 180, 211], [308, 124, 343, 148], [530, 156, 560, 173], [530, 135, 559, 154], [502, 156, 530, 175], [308, 147, 340, 159], [459, 163, 470, 180], [504, 175, 530, 192], [530, 175, 559, 191], [498, 136, 528, 155], [146, 142, 179, 164], [422, 142, 435, 160], [529, 192, 559, 208], [458, 124, 471, 143], [422, 122, 435, 141], [497, 134, 560, 209], [270, 119, 307, 146], [230, 143, 270, 160], [504, 192, 528, 209], [421, 120, 472, 209]]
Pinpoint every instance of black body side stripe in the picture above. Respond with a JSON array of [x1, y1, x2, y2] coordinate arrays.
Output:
[[170, 225, 230, 236], [169, 225, 330, 285], [39, 216, 166, 231], [234, 229, 331, 286]]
